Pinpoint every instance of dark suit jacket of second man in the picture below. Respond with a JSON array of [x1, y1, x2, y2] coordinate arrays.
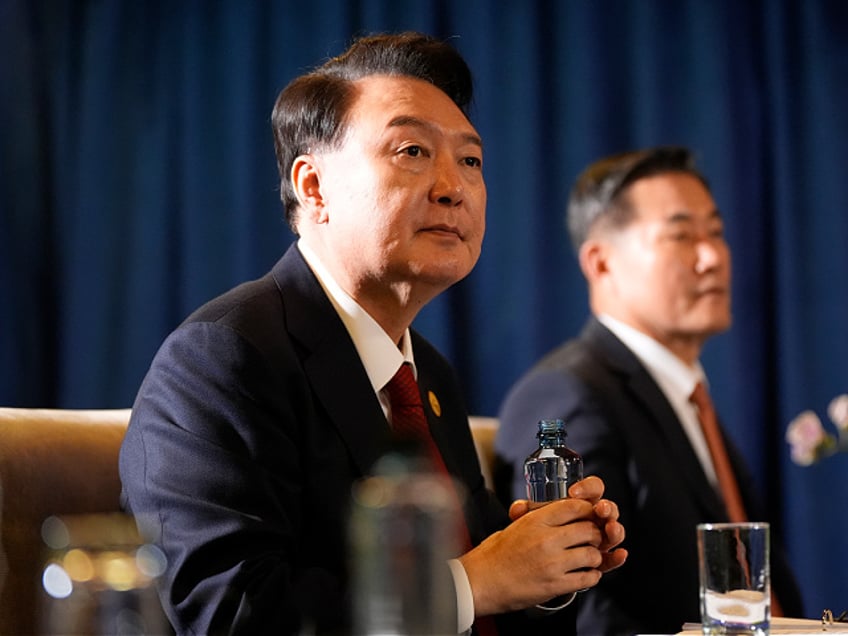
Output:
[[495, 317, 803, 635]]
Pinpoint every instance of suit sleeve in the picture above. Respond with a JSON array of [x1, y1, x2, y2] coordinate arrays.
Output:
[[119, 321, 348, 634]]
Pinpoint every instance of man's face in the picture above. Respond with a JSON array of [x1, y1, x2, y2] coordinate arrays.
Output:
[[602, 172, 732, 355], [308, 75, 486, 303]]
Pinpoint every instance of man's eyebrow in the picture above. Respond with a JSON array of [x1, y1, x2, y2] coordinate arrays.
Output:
[[666, 208, 722, 223], [388, 115, 483, 148]]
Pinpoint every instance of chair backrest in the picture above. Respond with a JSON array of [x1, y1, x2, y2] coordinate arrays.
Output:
[[468, 416, 499, 491], [0, 407, 131, 635]]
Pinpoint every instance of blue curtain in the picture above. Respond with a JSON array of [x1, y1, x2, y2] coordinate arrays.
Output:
[[2, 0, 846, 618]]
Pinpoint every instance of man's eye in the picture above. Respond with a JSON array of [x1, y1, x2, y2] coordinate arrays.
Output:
[[669, 231, 693, 242], [403, 145, 423, 157], [463, 156, 482, 168]]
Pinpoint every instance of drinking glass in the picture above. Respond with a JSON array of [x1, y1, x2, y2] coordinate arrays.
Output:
[[697, 522, 770, 636]]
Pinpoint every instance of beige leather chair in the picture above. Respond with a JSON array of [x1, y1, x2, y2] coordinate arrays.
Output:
[[0, 407, 131, 635], [0, 409, 495, 633], [468, 416, 499, 491]]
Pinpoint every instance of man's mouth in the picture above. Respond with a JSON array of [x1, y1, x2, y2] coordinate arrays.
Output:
[[421, 224, 463, 239]]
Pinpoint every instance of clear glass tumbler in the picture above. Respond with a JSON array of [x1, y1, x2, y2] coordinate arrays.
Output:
[[697, 522, 770, 636]]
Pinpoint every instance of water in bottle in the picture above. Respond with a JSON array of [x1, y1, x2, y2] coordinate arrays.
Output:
[[524, 419, 583, 502]]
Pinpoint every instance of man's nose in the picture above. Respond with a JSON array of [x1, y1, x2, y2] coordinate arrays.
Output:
[[695, 237, 726, 273], [430, 159, 463, 206]]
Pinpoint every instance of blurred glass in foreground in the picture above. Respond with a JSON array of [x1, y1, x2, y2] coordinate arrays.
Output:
[[349, 450, 462, 635], [39, 513, 169, 635]]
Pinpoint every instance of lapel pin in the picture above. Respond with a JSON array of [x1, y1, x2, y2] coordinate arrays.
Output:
[[428, 391, 441, 417]]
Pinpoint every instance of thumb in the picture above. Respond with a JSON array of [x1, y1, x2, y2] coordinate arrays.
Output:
[[508, 499, 530, 521]]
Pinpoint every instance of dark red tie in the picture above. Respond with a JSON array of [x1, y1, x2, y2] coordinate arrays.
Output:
[[384, 363, 470, 548], [384, 364, 498, 635], [384, 363, 437, 446], [690, 382, 783, 617]]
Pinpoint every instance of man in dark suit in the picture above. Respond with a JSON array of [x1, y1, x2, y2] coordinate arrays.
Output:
[[495, 147, 803, 635], [119, 32, 626, 635]]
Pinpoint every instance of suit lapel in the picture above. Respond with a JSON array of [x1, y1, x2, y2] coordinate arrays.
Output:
[[416, 359, 463, 476], [270, 246, 477, 487], [583, 319, 727, 519], [412, 331, 481, 477], [272, 246, 393, 476]]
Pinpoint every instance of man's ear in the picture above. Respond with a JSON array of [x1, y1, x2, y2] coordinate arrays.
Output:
[[578, 238, 611, 285], [291, 154, 328, 223]]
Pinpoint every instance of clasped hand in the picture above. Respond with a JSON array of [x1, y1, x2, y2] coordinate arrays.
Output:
[[459, 475, 627, 616]]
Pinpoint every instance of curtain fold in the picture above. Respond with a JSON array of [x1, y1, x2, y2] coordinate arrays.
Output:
[[3, 0, 846, 617]]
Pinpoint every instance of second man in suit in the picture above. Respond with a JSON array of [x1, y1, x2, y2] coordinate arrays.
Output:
[[495, 146, 803, 635]]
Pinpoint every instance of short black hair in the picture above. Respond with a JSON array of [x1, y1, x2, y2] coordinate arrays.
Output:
[[566, 146, 710, 251]]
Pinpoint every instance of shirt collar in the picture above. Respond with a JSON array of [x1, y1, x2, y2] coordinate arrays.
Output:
[[597, 313, 705, 402], [298, 239, 415, 392]]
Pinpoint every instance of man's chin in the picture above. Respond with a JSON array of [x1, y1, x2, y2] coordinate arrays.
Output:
[[409, 256, 477, 286], [700, 316, 732, 337]]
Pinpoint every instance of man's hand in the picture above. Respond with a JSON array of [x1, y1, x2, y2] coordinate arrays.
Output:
[[460, 475, 627, 617], [460, 496, 604, 616], [508, 475, 627, 572]]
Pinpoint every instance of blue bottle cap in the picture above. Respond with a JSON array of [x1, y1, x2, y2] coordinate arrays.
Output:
[[537, 419, 567, 436]]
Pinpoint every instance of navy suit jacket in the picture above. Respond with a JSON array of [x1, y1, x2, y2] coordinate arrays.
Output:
[[495, 318, 803, 636], [120, 244, 575, 635]]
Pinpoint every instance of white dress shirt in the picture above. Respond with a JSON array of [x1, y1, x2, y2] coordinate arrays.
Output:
[[298, 240, 475, 633], [597, 314, 719, 487]]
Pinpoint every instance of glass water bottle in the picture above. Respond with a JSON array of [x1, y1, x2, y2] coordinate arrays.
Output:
[[524, 419, 583, 502]]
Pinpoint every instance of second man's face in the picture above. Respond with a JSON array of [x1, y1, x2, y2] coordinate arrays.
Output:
[[310, 75, 487, 302], [605, 172, 732, 354]]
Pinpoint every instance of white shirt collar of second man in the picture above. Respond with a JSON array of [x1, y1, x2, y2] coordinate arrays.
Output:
[[597, 313, 705, 397], [597, 313, 718, 486]]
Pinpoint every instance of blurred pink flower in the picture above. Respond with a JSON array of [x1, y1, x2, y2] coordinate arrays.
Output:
[[785, 411, 832, 466], [827, 394, 848, 431]]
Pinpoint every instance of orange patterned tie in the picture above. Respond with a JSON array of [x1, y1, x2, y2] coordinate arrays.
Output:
[[690, 381, 783, 617], [690, 382, 747, 523]]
